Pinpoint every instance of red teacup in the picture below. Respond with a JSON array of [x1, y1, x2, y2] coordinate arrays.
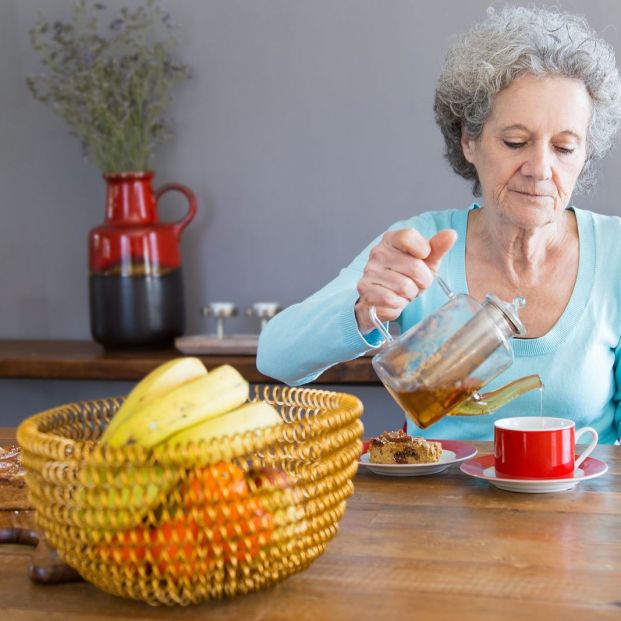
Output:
[[494, 417, 598, 479]]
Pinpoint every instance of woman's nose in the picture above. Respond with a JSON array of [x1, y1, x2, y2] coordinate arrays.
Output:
[[521, 145, 553, 180]]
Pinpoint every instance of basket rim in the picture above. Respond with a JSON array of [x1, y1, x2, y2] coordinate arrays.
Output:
[[17, 385, 364, 467]]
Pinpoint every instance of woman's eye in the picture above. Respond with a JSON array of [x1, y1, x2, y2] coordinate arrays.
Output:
[[503, 140, 525, 149], [556, 146, 575, 155]]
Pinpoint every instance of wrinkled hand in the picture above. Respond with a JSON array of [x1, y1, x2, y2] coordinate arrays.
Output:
[[355, 228, 458, 334]]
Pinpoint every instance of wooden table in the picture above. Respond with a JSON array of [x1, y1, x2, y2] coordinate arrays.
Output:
[[1, 429, 620, 620], [0, 339, 379, 384]]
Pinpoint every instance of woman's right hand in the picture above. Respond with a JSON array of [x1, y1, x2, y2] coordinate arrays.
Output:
[[354, 228, 457, 334]]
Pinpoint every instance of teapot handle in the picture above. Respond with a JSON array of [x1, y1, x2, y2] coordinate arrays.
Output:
[[368, 306, 393, 343], [155, 183, 198, 239], [368, 274, 454, 343]]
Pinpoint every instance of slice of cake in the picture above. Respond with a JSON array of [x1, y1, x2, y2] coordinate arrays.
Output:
[[369, 430, 442, 465], [0, 445, 30, 510]]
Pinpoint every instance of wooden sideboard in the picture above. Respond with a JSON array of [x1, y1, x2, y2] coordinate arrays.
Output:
[[0, 339, 380, 385]]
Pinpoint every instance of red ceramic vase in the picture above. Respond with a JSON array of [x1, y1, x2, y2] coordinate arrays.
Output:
[[88, 171, 197, 348]]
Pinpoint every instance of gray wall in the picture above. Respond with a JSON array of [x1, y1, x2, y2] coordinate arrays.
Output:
[[2, 0, 621, 437]]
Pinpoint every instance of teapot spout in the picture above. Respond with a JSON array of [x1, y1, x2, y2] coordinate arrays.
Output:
[[450, 374, 543, 416]]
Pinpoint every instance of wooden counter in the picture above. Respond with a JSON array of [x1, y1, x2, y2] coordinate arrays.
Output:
[[0, 339, 379, 384], [1, 426, 620, 620]]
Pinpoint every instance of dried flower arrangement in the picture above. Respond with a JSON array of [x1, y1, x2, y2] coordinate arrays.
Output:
[[26, 0, 190, 173]]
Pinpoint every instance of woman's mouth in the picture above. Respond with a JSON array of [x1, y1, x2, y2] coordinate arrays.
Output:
[[510, 189, 551, 200]]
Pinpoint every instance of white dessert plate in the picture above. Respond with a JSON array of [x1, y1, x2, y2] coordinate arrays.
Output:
[[358, 439, 477, 477], [460, 454, 608, 493]]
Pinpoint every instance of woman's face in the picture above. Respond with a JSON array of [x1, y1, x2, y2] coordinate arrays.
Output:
[[461, 74, 592, 229]]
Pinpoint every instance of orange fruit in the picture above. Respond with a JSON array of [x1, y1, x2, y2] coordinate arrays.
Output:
[[99, 515, 202, 578], [183, 461, 249, 506], [182, 463, 274, 563], [99, 463, 289, 574], [149, 516, 201, 577]]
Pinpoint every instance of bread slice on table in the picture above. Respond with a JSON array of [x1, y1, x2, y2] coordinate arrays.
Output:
[[369, 430, 442, 464]]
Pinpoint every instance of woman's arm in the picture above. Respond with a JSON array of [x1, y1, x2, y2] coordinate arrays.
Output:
[[256, 257, 385, 386]]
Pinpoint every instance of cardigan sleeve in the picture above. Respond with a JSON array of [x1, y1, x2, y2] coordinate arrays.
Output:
[[256, 259, 385, 386]]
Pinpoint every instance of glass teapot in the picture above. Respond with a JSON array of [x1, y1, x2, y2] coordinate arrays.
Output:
[[370, 277, 542, 429]]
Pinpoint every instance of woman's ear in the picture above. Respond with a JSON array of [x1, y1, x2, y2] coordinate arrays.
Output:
[[461, 131, 476, 164]]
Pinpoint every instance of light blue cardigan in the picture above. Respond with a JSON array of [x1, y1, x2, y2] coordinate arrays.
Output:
[[257, 206, 621, 444]]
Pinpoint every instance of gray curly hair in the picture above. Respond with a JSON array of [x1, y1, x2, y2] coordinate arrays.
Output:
[[434, 5, 621, 195]]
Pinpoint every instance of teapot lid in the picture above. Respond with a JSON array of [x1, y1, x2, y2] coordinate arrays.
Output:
[[482, 294, 527, 338]]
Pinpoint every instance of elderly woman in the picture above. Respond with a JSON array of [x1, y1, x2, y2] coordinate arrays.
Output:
[[257, 6, 621, 444]]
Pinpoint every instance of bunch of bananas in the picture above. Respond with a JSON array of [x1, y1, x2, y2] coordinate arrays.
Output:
[[100, 357, 282, 448], [77, 358, 285, 529]]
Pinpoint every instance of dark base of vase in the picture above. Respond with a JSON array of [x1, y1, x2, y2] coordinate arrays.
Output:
[[89, 270, 185, 348]]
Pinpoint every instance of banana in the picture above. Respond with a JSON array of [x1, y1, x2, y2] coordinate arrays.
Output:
[[101, 357, 208, 443], [102, 364, 250, 448], [74, 464, 182, 529], [158, 401, 282, 459]]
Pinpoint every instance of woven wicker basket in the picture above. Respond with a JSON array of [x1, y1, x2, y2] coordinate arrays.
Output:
[[17, 384, 363, 606]]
